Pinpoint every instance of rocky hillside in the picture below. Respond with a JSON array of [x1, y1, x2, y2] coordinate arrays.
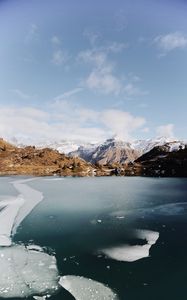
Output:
[[125, 144, 187, 177], [0, 138, 95, 176]]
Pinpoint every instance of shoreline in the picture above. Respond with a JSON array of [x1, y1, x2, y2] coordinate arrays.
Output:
[[0, 174, 186, 179]]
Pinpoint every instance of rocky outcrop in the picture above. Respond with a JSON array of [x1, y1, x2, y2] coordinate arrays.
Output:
[[126, 145, 187, 177], [0, 139, 95, 176]]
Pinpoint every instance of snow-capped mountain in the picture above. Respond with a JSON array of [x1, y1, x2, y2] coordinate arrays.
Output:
[[7, 137, 98, 155], [70, 137, 140, 164], [8, 135, 186, 165], [131, 136, 186, 156], [70, 136, 186, 165]]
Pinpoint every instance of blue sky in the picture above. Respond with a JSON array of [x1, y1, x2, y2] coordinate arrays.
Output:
[[0, 0, 187, 143]]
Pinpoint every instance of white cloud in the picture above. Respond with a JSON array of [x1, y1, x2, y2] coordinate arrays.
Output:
[[25, 24, 38, 43], [154, 32, 187, 53], [78, 40, 147, 96], [156, 124, 175, 138], [86, 69, 121, 95], [78, 49, 122, 95], [83, 29, 128, 53], [0, 107, 51, 142], [123, 83, 148, 96], [138, 103, 148, 108], [11, 89, 30, 100], [78, 49, 107, 67], [50, 35, 69, 66], [105, 41, 129, 53], [0, 102, 146, 144], [142, 127, 150, 133], [101, 109, 146, 140], [52, 49, 69, 65], [51, 35, 61, 45], [54, 88, 83, 102], [114, 9, 128, 31], [83, 29, 101, 46]]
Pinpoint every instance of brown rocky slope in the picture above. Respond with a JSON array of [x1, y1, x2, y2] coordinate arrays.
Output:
[[0, 138, 96, 176]]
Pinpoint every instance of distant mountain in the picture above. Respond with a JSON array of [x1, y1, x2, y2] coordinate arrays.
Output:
[[70, 136, 186, 165], [7, 136, 186, 166], [8, 137, 95, 155], [70, 138, 140, 165], [131, 136, 186, 155]]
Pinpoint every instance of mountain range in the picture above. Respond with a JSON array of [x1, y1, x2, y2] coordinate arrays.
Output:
[[69, 136, 186, 165], [1, 136, 186, 177], [8, 136, 186, 165]]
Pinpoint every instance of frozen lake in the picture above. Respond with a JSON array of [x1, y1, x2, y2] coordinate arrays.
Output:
[[0, 176, 187, 299]]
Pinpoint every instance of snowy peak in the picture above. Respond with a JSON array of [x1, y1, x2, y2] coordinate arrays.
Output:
[[70, 137, 139, 165], [7, 135, 186, 165], [131, 137, 185, 155], [7, 137, 99, 155], [70, 136, 186, 165]]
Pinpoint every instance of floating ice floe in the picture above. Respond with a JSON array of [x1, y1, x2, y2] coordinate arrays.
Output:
[[99, 229, 159, 262], [0, 244, 60, 298], [59, 275, 119, 300]]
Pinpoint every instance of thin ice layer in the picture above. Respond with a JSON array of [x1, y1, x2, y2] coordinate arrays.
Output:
[[59, 275, 118, 300], [0, 195, 25, 246], [0, 178, 43, 246], [12, 178, 44, 235], [0, 245, 60, 298]]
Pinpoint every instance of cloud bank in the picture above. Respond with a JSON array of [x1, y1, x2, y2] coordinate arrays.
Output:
[[0, 101, 146, 144], [156, 123, 175, 138]]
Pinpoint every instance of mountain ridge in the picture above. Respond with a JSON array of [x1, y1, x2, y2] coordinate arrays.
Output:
[[7, 136, 186, 166], [0, 137, 187, 177], [69, 136, 186, 165]]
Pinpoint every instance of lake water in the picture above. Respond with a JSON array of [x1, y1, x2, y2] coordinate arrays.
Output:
[[0, 176, 187, 299]]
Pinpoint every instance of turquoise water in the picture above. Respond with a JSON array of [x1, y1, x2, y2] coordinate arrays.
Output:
[[1, 177, 187, 299]]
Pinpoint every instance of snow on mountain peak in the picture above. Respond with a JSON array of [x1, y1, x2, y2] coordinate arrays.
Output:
[[6, 135, 186, 160]]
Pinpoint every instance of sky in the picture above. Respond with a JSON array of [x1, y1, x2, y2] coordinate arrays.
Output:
[[0, 0, 187, 143]]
